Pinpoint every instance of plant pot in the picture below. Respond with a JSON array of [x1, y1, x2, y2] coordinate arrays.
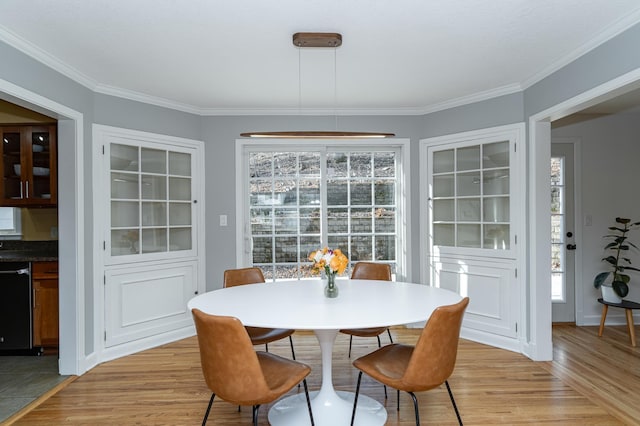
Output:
[[601, 285, 622, 304]]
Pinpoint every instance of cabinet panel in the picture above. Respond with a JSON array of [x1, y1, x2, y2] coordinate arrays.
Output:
[[0, 125, 57, 206], [32, 261, 59, 348]]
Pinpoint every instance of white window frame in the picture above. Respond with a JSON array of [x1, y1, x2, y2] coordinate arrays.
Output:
[[0, 207, 21, 238], [235, 138, 411, 282]]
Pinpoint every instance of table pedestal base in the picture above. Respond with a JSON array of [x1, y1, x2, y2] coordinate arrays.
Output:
[[268, 390, 386, 426]]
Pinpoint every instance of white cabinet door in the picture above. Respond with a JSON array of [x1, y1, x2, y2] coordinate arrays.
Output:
[[432, 256, 518, 339], [420, 124, 525, 352], [94, 125, 205, 355], [104, 261, 198, 347]]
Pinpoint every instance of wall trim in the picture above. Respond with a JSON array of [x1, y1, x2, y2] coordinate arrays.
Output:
[[0, 77, 85, 375]]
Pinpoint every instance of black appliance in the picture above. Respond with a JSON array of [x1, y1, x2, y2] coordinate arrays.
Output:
[[0, 262, 32, 352]]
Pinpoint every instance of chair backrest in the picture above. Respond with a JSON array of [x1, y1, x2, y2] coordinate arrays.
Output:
[[350, 262, 392, 281], [191, 308, 271, 403], [223, 267, 266, 288], [402, 297, 469, 390]]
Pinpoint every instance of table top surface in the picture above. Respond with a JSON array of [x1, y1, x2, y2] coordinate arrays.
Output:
[[187, 279, 462, 330], [597, 298, 640, 309]]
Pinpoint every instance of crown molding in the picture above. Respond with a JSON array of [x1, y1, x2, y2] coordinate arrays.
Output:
[[521, 8, 640, 90], [2, 11, 640, 117], [93, 84, 204, 115], [0, 25, 97, 91]]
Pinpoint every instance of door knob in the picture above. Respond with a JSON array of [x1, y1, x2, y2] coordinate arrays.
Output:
[[566, 244, 577, 250]]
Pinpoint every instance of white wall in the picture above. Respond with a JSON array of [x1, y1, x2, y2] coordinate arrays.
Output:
[[552, 112, 640, 324]]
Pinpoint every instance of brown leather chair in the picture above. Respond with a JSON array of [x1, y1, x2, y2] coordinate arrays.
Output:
[[349, 297, 470, 426], [340, 262, 394, 357], [223, 267, 296, 359], [191, 309, 314, 425]]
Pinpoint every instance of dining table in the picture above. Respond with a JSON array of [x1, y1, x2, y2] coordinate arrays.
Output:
[[187, 278, 463, 426]]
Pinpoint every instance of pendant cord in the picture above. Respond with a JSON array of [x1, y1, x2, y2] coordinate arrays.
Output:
[[334, 46, 338, 131], [298, 47, 302, 114]]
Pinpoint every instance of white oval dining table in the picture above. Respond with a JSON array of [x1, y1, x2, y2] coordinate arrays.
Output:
[[187, 278, 462, 426]]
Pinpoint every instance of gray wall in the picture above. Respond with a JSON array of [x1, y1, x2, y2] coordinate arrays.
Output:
[[1, 17, 640, 362], [525, 22, 640, 117]]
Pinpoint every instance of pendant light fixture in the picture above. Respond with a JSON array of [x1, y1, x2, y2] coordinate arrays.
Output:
[[240, 32, 395, 139]]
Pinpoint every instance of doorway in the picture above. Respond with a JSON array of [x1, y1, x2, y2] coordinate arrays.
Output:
[[551, 142, 577, 323], [0, 77, 85, 376]]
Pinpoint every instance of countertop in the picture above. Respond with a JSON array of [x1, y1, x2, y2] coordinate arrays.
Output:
[[0, 240, 58, 262]]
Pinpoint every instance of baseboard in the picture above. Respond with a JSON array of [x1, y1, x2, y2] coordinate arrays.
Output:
[[98, 325, 196, 364]]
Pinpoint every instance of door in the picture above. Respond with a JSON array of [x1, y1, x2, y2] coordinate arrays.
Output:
[[551, 143, 576, 323], [421, 124, 525, 350], [94, 125, 205, 351]]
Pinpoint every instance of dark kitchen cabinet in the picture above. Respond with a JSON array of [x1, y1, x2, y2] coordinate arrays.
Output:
[[0, 124, 57, 207], [32, 261, 59, 348]]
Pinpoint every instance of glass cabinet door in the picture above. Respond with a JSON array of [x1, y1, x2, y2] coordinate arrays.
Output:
[[1, 127, 23, 201], [29, 127, 54, 200], [431, 140, 511, 250], [109, 143, 193, 257]]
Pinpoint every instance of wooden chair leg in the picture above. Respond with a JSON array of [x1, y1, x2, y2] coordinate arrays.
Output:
[[598, 304, 609, 337], [625, 308, 637, 347]]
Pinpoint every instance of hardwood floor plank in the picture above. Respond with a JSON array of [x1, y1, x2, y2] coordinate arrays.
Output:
[[9, 326, 637, 425]]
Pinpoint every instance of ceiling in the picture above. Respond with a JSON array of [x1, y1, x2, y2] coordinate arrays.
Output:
[[1, 0, 640, 115]]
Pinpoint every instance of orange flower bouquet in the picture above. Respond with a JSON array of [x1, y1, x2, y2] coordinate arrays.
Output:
[[309, 247, 348, 298]]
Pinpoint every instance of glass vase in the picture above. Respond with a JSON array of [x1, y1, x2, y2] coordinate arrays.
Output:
[[324, 273, 339, 298]]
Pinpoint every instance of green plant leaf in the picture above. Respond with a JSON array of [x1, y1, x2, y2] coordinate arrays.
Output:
[[603, 256, 617, 266], [594, 271, 611, 288], [614, 273, 631, 283], [612, 280, 629, 298]]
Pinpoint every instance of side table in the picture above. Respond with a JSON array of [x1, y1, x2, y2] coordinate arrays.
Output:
[[597, 298, 640, 347]]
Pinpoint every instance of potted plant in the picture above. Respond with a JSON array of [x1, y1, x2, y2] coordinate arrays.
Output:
[[593, 217, 640, 303]]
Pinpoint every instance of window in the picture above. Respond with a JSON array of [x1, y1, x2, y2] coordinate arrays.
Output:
[[550, 155, 565, 302], [241, 141, 407, 281], [430, 141, 511, 250], [108, 142, 195, 260], [0, 207, 21, 236]]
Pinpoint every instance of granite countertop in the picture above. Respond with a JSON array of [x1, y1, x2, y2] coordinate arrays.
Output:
[[0, 240, 58, 262]]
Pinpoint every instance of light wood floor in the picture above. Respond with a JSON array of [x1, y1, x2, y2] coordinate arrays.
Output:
[[6, 324, 639, 425]]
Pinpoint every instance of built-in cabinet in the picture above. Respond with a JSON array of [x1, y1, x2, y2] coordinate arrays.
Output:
[[0, 124, 57, 206], [32, 261, 59, 348]]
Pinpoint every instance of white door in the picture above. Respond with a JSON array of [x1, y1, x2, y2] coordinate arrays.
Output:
[[551, 142, 576, 323], [94, 125, 205, 351], [421, 124, 525, 351]]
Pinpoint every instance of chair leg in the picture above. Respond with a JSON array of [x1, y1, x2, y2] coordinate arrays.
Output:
[[387, 328, 393, 343], [302, 379, 315, 426], [265, 343, 269, 352], [445, 380, 463, 425], [350, 371, 363, 426], [348, 335, 353, 358], [289, 335, 296, 360], [397, 389, 400, 411], [408, 391, 420, 426], [252, 404, 260, 426], [375, 335, 387, 399], [202, 393, 215, 426]]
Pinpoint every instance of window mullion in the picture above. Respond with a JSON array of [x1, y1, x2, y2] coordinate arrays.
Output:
[[320, 149, 328, 247]]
